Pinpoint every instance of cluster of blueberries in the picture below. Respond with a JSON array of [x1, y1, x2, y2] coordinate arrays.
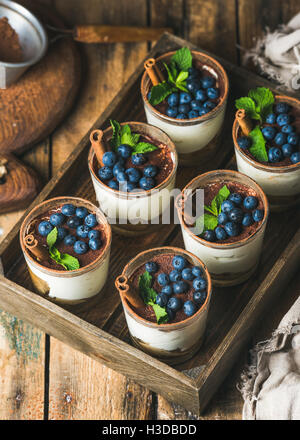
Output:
[[203, 193, 264, 242], [237, 102, 300, 164], [145, 255, 207, 319], [162, 68, 219, 120], [38, 204, 101, 255], [98, 147, 159, 192]]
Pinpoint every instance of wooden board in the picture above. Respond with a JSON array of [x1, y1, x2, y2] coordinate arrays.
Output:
[[0, 32, 300, 417], [0, 0, 80, 155]]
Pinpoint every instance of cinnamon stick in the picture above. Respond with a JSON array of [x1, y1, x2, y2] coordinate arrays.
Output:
[[90, 129, 106, 167], [144, 58, 161, 86], [235, 109, 252, 136], [115, 275, 145, 309], [24, 234, 50, 263]]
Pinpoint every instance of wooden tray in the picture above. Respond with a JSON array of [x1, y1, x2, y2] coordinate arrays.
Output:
[[0, 33, 299, 416]]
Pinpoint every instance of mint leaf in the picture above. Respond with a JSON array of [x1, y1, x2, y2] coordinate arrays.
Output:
[[176, 70, 188, 83], [249, 126, 268, 162], [213, 185, 230, 214], [149, 81, 175, 106], [235, 97, 260, 120], [163, 62, 176, 83], [203, 213, 219, 230], [138, 271, 168, 324], [171, 47, 192, 71], [120, 125, 136, 148], [196, 185, 230, 235], [60, 253, 80, 271], [248, 87, 274, 120], [47, 227, 58, 248], [133, 142, 157, 155], [152, 304, 169, 324], [110, 119, 121, 148]]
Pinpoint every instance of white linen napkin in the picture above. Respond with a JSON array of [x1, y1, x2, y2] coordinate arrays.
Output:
[[238, 295, 300, 420]]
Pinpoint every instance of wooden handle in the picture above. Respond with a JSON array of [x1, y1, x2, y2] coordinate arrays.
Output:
[[90, 129, 106, 167], [115, 275, 145, 309], [74, 25, 172, 44]]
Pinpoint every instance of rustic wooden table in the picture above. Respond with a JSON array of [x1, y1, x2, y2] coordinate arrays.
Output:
[[0, 0, 299, 420]]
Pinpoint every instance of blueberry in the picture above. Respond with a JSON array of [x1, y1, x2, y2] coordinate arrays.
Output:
[[125, 182, 137, 193], [182, 268, 194, 281], [157, 273, 169, 286], [188, 110, 199, 119], [198, 107, 208, 116], [183, 300, 197, 317], [61, 204, 76, 216], [190, 99, 202, 110], [145, 261, 158, 274], [221, 200, 236, 213], [281, 124, 294, 134], [75, 207, 88, 219], [282, 144, 294, 157], [224, 222, 240, 237], [178, 104, 190, 114], [113, 162, 125, 177], [117, 144, 132, 159], [287, 133, 299, 146], [63, 234, 76, 246], [206, 87, 219, 99], [88, 229, 100, 240], [186, 79, 201, 93], [193, 291, 206, 304], [215, 226, 228, 241], [262, 126, 276, 141], [228, 193, 243, 206], [116, 171, 128, 183], [126, 167, 141, 183], [89, 238, 102, 250], [203, 230, 216, 242], [193, 277, 207, 291], [74, 240, 88, 255], [143, 165, 158, 178], [274, 132, 287, 146], [156, 293, 168, 307], [166, 107, 178, 118], [275, 102, 290, 114], [243, 196, 258, 210], [176, 113, 188, 119], [132, 153, 146, 166], [167, 92, 179, 107], [228, 208, 243, 223], [195, 89, 207, 102], [170, 269, 182, 282], [161, 285, 173, 296], [201, 76, 216, 89], [166, 308, 175, 320], [179, 92, 192, 104], [139, 176, 155, 190], [203, 100, 216, 111], [237, 136, 252, 149], [291, 152, 300, 164], [242, 213, 254, 227], [108, 180, 119, 190], [76, 224, 90, 239], [192, 266, 202, 278], [67, 216, 82, 229], [173, 281, 189, 294], [252, 209, 264, 222], [57, 227, 67, 241], [265, 113, 276, 124], [84, 214, 98, 227], [277, 113, 290, 127], [98, 166, 113, 181], [268, 147, 283, 163], [102, 151, 117, 167], [172, 255, 187, 270], [218, 212, 229, 225], [49, 213, 65, 227], [167, 297, 181, 312], [188, 67, 199, 78]]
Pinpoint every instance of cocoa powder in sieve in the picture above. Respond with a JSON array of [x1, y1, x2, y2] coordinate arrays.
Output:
[[0, 17, 23, 63]]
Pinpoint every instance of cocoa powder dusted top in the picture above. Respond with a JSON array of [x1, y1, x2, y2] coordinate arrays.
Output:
[[0, 17, 23, 63]]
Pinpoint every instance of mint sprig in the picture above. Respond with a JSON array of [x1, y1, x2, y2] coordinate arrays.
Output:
[[138, 271, 168, 324], [46, 227, 80, 271], [195, 185, 230, 235], [235, 87, 275, 123], [148, 47, 192, 106], [109, 120, 158, 155], [249, 126, 268, 162]]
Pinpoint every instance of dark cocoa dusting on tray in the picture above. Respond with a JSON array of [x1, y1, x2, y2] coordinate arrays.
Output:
[[0, 17, 23, 63], [26, 206, 107, 271], [202, 181, 264, 244], [129, 253, 207, 325]]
